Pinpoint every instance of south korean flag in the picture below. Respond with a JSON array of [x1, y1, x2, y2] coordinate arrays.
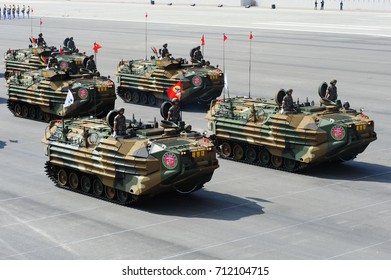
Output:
[[64, 89, 74, 108]]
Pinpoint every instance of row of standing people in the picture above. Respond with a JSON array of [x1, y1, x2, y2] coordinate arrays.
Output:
[[1, 4, 30, 19], [314, 1, 343, 10]]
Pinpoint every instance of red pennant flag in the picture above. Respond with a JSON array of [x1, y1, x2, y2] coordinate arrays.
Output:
[[223, 33, 228, 41], [40, 18, 42, 25], [201, 34, 205, 46], [59, 46, 64, 55], [166, 81, 182, 100], [93, 42, 102, 53], [249, 32, 253, 40], [151, 47, 158, 56]]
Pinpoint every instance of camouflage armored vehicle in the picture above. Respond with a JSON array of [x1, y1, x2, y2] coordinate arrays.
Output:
[[4, 46, 88, 78], [206, 91, 377, 172], [6, 68, 116, 122], [42, 110, 219, 204], [115, 57, 224, 107]]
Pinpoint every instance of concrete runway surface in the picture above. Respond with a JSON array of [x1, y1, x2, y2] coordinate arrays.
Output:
[[0, 3, 390, 260]]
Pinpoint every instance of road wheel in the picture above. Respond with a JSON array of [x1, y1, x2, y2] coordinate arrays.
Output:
[[105, 186, 116, 200], [36, 108, 44, 121], [245, 147, 257, 162], [69, 172, 79, 190], [271, 155, 283, 168], [148, 94, 156, 106], [233, 144, 244, 160], [140, 93, 148, 104], [21, 105, 29, 118], [80, 176, 92, 193], [131, 92, 140, 104], [124, 91, 132, 103], [258, 149, 270, 165], [58, 169, 68, 187], [117, 190, 129, 204], [29, 106, 37, 119], [44, 112, 52, 122], [283, 158, 298, 172], [92, 178, 104, 196], [14, 103, 22, 116], [221, 142, 232, 157]]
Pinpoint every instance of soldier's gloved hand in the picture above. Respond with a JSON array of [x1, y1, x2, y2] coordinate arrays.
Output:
[[112, 131, 116, 138]]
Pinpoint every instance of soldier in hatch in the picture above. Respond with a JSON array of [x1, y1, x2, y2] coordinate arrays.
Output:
[[113, 108, 127, 137], [167, 98, 181, 123], [325, 79, 338, 102], [282, 89, 295, 113]]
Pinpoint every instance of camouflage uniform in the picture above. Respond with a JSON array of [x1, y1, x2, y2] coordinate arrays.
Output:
[[161, 44, 169, 58], [193, 48, 203, 62], [86, 57, 97, 72], [47, 56, 59, 68], [114, 114, 127, 135], [168, 105, 181, 123], [67, 38, 76, 52], [37, 34, 46, 47], [282, 93, 294, 112], [326, 84, 338, 102]]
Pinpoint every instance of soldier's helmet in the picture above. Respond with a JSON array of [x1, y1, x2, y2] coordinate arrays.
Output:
[[163, 43, 168, 48], [39, 33, 43, 37], [330, 79, 337, 84], [286, 89, 293, 94], [119, 108, 125, 113]]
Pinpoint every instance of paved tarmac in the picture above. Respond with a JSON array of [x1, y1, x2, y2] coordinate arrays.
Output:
[[0, 3, 390, 260]]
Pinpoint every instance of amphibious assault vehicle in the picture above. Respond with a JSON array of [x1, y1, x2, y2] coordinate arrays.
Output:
[[43, 110, 219, 204], [6, 68, 116, 122], [206, 90, 377, 172], [115, 58, 224, 107], [4, 46, 87, 78]]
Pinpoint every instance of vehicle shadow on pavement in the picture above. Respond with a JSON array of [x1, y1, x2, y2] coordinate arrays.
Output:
[[301, 161, 391, 183], [0, 97, 7, 104], [0, 141, 6, 149], [136, 190, 266, 220], [182, 102, 210, 113]]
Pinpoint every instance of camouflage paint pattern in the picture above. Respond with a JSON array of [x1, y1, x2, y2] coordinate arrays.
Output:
[[115, 58, 224, 106], [6, 68, 116, 121], [42, 115, 219, 204], [4, 46, 87, 78], [206, 97, 377, 171]]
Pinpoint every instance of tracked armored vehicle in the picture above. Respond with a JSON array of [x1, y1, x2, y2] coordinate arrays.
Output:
[[206, 91, 377, 172], [4, 46, 87, 78], [42, 110, 219, 204], [6, 68, 116, 122], [115, 58, 224, 107]]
